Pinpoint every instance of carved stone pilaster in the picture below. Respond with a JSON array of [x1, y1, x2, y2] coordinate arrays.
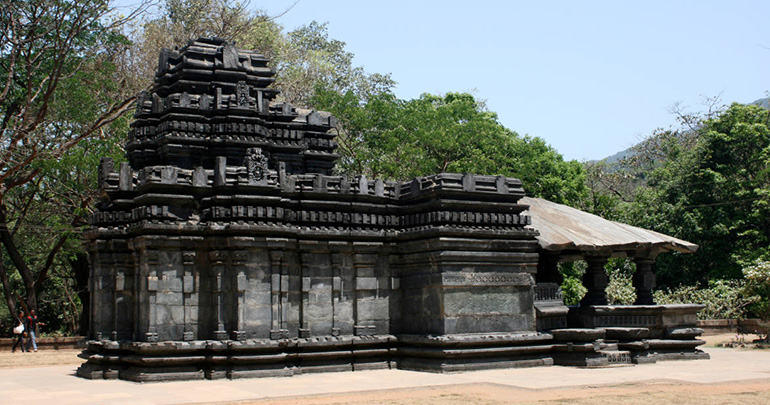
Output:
[[269, 248, 287, 339], [209, 250, 229, 340], [231, 248, 248, 340], [330, 242, 353, 337], [352, 242, 383, 336], [182, 250, 197, 341]]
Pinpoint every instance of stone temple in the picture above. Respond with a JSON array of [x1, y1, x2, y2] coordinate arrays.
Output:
[[77, 38, 707, 382]]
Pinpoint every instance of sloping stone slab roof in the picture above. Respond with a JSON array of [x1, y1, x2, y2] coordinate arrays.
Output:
[[521, 197, 698, 254]]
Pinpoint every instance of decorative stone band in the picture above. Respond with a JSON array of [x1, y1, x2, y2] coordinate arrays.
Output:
[[594, 315, 657, 327], [441, 272, 533, 287], [571, 304, 705, 335], [534, 283, 564, 301], [536, 316, 567, 331]]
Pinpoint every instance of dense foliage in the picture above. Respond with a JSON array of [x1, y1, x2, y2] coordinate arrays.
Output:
[[586, 102, 770, 320], [559, 258, 637, 306], [623, 103, 770, 286], [654, 280, 758, 320], [558, 261, 587, 306], [0, 0, 143, 334], [605, 259, 637, 305], [743, 261, 770, 332], [312, 88, 586, 204]]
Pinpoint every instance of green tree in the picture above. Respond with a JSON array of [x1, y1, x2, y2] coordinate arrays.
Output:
[[654, 279, 758, 320], [605, 258, 637, 305], [0, 0, 145, 318], [617, 103, 770, 287], [136, 1, 392, 107], [558, 260, 587, 306], [743, 261, 770, 340], [135, 0, 284, 89], [278, 21, 393, 106], [313, 88, 586, 204]]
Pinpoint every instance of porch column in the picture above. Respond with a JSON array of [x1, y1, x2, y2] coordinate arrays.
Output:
[[633, 256, 657, 305], [536, 251, 562, 284], [580, 255, 609, 306]]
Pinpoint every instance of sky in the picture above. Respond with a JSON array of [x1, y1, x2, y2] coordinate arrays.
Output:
[[253, 0, 770, 162]]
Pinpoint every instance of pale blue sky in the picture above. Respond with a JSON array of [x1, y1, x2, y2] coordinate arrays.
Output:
[[124, 0, 770, 161], [261, 0, 770, 161]]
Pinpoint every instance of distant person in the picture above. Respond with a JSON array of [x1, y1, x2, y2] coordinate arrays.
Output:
[[26, 309, 44, 352], [11, 311, 27, 353]]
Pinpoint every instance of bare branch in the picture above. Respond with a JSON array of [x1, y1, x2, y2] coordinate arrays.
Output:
[[266, 0, 299, 22]]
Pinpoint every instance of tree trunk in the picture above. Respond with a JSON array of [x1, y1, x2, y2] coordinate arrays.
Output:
[[0, 260, 16, 317], [0, 205, 38, 312]]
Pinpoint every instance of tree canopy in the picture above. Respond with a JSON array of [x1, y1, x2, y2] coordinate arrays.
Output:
[[313, 88, 586, 204], [592, 103, 770, 287], [0, 0, 144, 323], [135, 0, 393, 106]]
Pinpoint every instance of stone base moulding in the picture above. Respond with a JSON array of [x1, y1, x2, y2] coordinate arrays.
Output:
[[78, 308, 710, 382], [77, 335, 396, 381]]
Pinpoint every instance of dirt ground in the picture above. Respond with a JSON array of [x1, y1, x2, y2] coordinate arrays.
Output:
[[2, 333, 769, 405], [700, 332, 762, 347], [233, 380, 770, 405], [0, 348, 82, 369], [245, 333, 770, 405]]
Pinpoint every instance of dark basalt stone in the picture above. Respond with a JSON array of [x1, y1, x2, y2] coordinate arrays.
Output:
[[78, 38, 707, 381]]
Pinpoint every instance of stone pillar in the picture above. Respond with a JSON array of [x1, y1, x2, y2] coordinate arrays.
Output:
[[329, 242, 354, 336], [298, 246, 311, 339], [536, 251, 562, 284], [139, 248, 160, 342], [89, 247, 115, 340], [230, 249, 248, 341], [269, 245, 288, 339], [209, 250, 229, 340], [633, 256, 657, 305], [297, 240, 335, 338], [580, 255, 609, 306], [113, 241, 135, 341], [181, 250, 197, 341], [352, 242, 382, 336]]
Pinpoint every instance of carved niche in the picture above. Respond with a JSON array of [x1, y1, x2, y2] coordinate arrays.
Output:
[[236, 81, 249, 107], [244, 147, 269, 183]]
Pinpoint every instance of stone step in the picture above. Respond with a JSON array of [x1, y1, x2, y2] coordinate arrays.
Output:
[[605, 327, 650, 340], [597, 342, 619, 351], [599, 350, 633, 365]]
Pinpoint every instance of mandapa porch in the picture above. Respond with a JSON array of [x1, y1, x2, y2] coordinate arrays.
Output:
[[525, 196, 708, 366]]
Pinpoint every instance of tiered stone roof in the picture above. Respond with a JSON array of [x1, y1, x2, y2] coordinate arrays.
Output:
[[128, 37, 338, 174]]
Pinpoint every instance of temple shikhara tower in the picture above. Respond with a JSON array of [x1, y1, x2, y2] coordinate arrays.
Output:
[[78, 38, 708, 382]]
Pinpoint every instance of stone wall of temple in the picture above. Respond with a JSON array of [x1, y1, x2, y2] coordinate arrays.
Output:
[[79, 38, 707, 382], [88, 166, 540, 343]]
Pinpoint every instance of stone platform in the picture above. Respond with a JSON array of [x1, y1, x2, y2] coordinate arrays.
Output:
[[78, 304, 708, 382], [3, 346, 767, 405]]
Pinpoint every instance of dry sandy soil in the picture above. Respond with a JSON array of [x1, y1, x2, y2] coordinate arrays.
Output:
[[233, 381, 770, 405], [0, 348, 82, 369], [2, 333, 768, 405]]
